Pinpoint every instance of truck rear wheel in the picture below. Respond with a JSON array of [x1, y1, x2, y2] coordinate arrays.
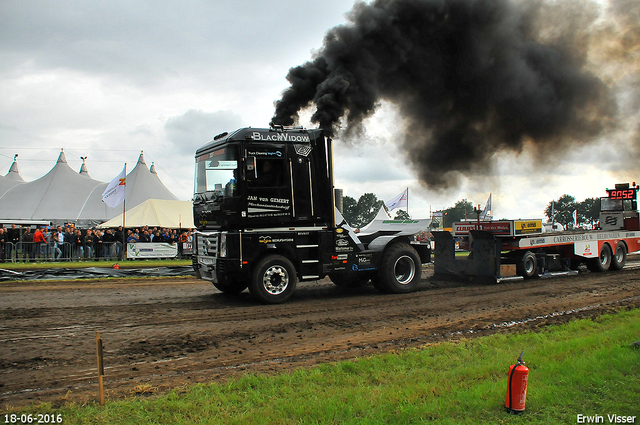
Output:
[[249, 255, 297, 303], [516, 251, 537, 278], [587, 244, 612, 272], [376, 243, 421, 294], [610, 242, 627, 271]]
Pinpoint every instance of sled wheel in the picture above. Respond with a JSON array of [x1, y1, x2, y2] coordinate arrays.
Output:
[[610, 242, 627, 271], [587, 244, 612, 272], [516, 251, 538, 279], [376, 243, 421, 294], [249, 255, 297, 303]]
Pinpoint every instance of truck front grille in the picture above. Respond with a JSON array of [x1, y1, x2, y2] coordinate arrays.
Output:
[[196, 232, 219, 258]]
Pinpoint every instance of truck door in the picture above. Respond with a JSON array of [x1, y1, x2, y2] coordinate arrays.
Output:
[[290, 155, 313, 220]]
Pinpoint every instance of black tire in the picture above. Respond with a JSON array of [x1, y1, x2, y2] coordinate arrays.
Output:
[[376, 243, 421, 294], [610, 242, 627, 271], [516, 251, 538, 278], [249, 255, 297, 303], [213, 275, 249, 296], [329, 272, 370, 288], [587, 244, 612, 272]]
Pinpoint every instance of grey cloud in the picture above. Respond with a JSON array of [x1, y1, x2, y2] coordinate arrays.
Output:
[[164, 109, 244, 155]]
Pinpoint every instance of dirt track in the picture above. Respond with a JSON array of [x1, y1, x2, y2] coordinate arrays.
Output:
[[1, 260, 640, 409]]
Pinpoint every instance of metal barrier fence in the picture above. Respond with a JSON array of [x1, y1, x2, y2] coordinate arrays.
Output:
[[0, 242, 191, 263]]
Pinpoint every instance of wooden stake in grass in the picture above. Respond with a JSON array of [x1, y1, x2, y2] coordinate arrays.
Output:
[[96, 331, 105, 405]]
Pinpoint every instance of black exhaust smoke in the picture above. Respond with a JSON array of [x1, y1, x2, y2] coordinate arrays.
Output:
[[272, 0, 622, 189]]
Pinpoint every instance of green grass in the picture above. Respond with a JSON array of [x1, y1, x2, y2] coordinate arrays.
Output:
[[5, 309, 639, 424], [0, 259, 191, 270]]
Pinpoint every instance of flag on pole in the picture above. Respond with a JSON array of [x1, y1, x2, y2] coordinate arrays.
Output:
[[385, 188, 408, 211], [479, 193, 492, 220], [572, 209, 577, 228], [102, 165, 126, 208]]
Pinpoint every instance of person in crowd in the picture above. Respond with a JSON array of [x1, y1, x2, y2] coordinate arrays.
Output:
[[139, 230, 151, 243], [64, 226, 74, 259], [178, 230, 188, 257], [52, 229, 63, 261], [22, 227, 33, 261], [0, 227, 5, 262], [32, 227, 45, 260], [83, 229, 94, 260], [74, 229, 84, 260], [114, 226, 124, 260], [43, 227, 52, 260], [7, 224, 20, 262], [102, 228, 116, 261]]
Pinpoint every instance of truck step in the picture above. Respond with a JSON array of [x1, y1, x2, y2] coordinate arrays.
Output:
[[297, 244, 319, 248], [302, 275, 320, 280], [302, 259, 319, 263]]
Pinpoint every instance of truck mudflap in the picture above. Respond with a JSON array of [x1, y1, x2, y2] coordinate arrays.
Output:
[[433, 230, 515, 284]]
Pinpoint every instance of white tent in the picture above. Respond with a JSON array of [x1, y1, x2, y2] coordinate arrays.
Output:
[[0, 150, 107, 226], [0, 158, 25, 198], [98, 199, 194, 229], [0, 151, 182, 227]]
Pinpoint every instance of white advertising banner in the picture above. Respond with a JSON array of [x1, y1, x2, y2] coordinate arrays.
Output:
[[127, 242, 178, 259]]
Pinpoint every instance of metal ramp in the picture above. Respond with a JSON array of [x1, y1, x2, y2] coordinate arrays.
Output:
[[432, 230, 510, 284]]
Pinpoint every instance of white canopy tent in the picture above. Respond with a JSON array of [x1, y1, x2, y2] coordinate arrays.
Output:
[[0, 151, 180, 227], [98, 199, 194, 229]]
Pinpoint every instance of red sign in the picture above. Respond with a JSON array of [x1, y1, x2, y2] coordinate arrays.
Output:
[[453, 221, 512, 236]]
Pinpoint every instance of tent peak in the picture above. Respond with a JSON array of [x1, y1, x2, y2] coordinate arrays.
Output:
[[150, 162, 157, 174], [57, 149, 67, 164], [137, 151, 146, 166], [79, 156, 90, 177], [5, 154, 24, 181]]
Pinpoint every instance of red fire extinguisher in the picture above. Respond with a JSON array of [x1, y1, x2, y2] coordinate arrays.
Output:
[[506, 351, 529, 414]]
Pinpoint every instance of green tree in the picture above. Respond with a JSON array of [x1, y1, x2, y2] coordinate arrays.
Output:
[[342, 195, 357, 226], [443, 199, 474, 228], [545, 194, 577, 228], [394, 209, 410, 220], [578, 197, 601, 227], [342, 193, 384, 228]]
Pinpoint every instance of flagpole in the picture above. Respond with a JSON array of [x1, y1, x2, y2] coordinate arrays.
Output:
[[122, 164, 126, 260], [406, 187, 409, 218]]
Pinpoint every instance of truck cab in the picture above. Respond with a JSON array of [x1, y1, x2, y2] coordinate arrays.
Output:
[[193, 126, 333, 230]]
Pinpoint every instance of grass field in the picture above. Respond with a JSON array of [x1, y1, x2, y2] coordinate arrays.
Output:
[[4, 308, 638, 424], [0, 258, 191, 270]]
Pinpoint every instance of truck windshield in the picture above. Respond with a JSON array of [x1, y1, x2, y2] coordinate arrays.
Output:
[[195, 147, 238, 195]]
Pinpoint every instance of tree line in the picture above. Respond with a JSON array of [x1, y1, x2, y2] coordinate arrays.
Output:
[[342, 192, 603, 230]]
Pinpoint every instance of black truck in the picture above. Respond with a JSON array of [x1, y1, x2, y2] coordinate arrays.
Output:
[[192, 126, 431, 303]]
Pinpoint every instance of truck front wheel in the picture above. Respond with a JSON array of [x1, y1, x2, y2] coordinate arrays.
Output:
[[376, 243, 421, 294], [213, 275, 248, 296], [249, 255, 297, 303]]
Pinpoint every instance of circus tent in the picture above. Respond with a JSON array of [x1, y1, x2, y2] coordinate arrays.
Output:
[[0, 150, 181, 227]]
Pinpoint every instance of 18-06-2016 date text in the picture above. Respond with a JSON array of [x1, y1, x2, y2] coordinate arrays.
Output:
[[4, 414, 63, 424]]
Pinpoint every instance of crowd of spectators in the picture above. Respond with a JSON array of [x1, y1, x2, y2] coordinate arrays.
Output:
[[0, 224, 194, 263]]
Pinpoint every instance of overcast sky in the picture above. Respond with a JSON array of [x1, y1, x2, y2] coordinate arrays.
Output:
[[1, 0, 638, 222]]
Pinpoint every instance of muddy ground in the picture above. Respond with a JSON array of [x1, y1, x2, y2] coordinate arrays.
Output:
[[1, 259, 639, 409]]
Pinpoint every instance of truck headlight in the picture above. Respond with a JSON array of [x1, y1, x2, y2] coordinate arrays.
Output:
[[219, 232, 227, 257]]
